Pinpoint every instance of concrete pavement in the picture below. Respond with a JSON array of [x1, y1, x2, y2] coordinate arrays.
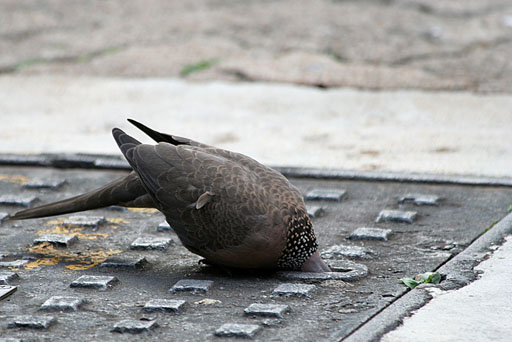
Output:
[[3, 0, 512, 92], [383, 236, 512, 342], [1, 75, 512, 178]]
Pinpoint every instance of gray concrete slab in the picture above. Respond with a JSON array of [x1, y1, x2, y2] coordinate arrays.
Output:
[[382, 237, 512, 342], [1, 75, 512, 178], [2, 0, 512, 92]]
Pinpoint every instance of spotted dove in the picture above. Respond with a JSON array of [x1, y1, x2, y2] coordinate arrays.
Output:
[[10, 119, 330, 272]]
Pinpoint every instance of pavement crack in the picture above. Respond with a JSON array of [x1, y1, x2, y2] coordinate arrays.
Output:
[[0, 45, 127, 74], [219, 67, 256, 82], [390, 36, 512, 66], [398, 2, 510, 19]]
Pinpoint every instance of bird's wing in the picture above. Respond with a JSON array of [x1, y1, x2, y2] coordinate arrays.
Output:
[[128, 118, 210, 148], [114, 128, 275, 253], [127, 118, 276, 172]]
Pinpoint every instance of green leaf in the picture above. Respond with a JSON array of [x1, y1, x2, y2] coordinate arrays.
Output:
[[484, 220, 498, 232], [400, 277, 421, 289], [14, 58, 46, 71], [427, 272, 442, 284], [416, 272, 442, 284], [401, 272, 442, 288], [508, 201, 512, 212], [180, 59, 219, 76]]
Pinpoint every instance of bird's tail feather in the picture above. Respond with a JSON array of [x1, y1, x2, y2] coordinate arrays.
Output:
[[9, 172, 148, 220]]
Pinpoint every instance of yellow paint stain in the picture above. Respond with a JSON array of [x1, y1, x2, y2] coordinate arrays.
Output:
[[66, 263, 98, 271], [46, 217, 128, 232], [63, 248, 122, 270], [76, 232, 109, 240], [29, 242, 65, 256], [37, 225, 84, 235], [24, 257, 61, 270], [26, 215, 129, 271], [37, 225, 108, 240], [106, 217, 130, 225], [46, 217, 90, 229], [41, 216, 116, 240], [127, 207, 158, 214], [28, 242, 121, 271], [0, 174, 31, 185], [46, 217, 67, 225]]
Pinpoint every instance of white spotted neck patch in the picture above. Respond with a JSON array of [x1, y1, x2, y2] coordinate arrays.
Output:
[[277, 210, 318, 270]]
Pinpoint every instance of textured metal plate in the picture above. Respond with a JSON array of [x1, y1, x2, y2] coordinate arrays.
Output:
[[0, 164, 511, 341]]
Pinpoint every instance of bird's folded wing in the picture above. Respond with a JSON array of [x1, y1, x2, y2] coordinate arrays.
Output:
[[124, 142, 271, 251]]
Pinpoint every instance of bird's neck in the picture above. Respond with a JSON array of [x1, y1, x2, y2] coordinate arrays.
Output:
[[277, 210, 318, 270]]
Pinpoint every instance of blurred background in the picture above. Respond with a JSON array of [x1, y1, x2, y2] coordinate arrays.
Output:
[[1, 0, 511, 175]]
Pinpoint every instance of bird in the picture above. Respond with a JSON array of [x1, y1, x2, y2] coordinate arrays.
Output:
[[10, 119, 330, 273]]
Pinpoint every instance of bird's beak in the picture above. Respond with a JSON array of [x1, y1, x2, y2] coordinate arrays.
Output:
[[301, 251, 331, 272]]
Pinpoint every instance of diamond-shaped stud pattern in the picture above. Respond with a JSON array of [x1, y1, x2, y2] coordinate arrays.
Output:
[[111, 319, 157, 334], [0, 260, 28, 268], [0, 195, 37, 207], [107, 205, 127, 212], [244, 303, 290, 318], [3, 162, 505, 342], [0, 337, 23, 342], [328, 260, 369, 280], [23, 178, 66, 189], [40, 296, 85, 311], [322, 244, 374, 259], [306, 205, 325, 218], [304, 189, 346, 201], [0, 212, 8, 224], [169, 279, 213, 294], [7, 315, 56, 330], [0, 285, 17, 300], [143, 299, 186, 313], [272, 283, 316, 298], [130, 236, 173, 251], [100, 256, 147, 269], [215, 323, 262, 338], [349, 227, 393, 241], [376, 209, 417, 224], [156, 222, 172, 232], [0, 271, 19, 285], [33, 234, 77, 247], [63, 215, 105, 228], [277, 262, 368, 282], [70, 275, 118, 291], [399, 194, 440, 206]]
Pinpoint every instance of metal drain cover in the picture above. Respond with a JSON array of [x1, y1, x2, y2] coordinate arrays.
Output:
[[0, 161, 511, 341]]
